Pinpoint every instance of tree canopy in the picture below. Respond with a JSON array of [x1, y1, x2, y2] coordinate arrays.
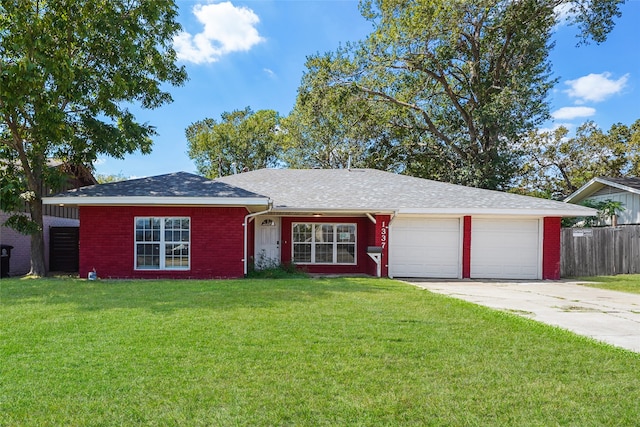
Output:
[[291, 0, 624, 190], [0, 0, 187, 276], [281, 57, 413, 171], [517, 119, 640, 199], [186, 107, 282, 178]]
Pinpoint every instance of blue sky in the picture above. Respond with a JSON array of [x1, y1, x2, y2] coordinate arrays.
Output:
[[95, 0, 640, 178]]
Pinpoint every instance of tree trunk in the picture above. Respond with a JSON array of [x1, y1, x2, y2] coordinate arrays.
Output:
[[28, 198, 47, 277]]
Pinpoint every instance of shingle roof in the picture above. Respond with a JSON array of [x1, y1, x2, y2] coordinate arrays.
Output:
[[217, 168, 595, 216], [565, 177, 640, 203], [599, 177, 640, 191], [48, 171, 266, 199]]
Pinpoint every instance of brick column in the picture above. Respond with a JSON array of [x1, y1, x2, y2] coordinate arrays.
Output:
[[542, 217, 562, 280], [375, 215, 391, 277], [462, 216, 472, 279]]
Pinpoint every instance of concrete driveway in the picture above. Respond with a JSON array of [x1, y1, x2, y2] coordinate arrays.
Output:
[[404, 280, 640, 353]]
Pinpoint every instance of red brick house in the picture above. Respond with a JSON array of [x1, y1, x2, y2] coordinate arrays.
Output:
[[44, 169, 595, 280]]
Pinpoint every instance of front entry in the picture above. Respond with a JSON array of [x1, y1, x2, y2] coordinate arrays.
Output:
[[254, 216, 281, 269]]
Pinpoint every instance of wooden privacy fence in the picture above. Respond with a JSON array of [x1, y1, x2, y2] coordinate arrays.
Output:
[[561, 225, 640, 277]]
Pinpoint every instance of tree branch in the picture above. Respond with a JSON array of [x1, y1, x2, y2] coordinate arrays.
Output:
[[353, 82, 467, 159]]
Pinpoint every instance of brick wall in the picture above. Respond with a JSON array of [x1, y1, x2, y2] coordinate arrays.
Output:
[[79, 206, 246, 279]]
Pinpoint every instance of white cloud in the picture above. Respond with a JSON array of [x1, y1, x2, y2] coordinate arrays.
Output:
[[174, 1, 265, 64], [554, 3, 576, 24], [263, 68, 276, 78], [564, 72, 629, 103], [551, 106, 596, 120]]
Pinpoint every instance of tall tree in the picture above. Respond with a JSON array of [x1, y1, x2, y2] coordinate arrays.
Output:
[[302, 0, 623, 189], [0, 0, 187, 276], [186, 107, 282, 178], [517, 120, 640, 199], [282, 55, 412, 171]]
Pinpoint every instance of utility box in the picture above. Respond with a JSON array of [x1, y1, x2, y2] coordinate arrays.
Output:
[[1, 245, 14, 278]]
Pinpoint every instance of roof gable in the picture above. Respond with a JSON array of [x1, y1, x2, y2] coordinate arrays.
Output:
[[565, 177, 640, 203]]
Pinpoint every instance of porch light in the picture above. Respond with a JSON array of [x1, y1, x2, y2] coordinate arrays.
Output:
[[312, 213, 323, 217]]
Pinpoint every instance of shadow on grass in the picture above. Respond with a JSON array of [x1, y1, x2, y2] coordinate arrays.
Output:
[[0, 276, 397, 314]]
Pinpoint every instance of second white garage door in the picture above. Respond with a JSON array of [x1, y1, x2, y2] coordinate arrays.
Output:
[[389, 217, 461, 278], [471, 218, 540, 279]]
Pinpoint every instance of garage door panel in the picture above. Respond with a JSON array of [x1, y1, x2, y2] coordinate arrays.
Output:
[[471, 219, 540, 279], [472, 263, 538, 278], [390, 218, 460, 278]]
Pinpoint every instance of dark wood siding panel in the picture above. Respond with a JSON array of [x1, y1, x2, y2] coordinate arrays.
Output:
[[43, 204, 79, 219], [49, 227, 80, 272]]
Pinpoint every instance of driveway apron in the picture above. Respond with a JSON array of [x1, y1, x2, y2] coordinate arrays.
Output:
[[404, 280, 640, 353]]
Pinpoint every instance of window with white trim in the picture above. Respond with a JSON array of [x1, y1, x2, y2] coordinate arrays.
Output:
[[135, 217, 190, 270], [292, 223, 356, 264]]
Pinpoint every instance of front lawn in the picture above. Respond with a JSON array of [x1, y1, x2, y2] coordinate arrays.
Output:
[[1, 277, 639, 426], [576, 274, 640, 294]]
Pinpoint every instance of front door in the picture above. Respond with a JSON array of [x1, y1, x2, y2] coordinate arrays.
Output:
[[254, 216, 281, 269]]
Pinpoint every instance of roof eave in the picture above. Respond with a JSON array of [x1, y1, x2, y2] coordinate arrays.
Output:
[[43, 196, 271, 207], [270, 207, 396, 215], [565, 177, 640, 203], [396, 207, 597, 217], [271, 206, 597, 217]]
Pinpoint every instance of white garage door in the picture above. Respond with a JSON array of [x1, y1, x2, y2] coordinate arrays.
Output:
[[471, 219, 540, 279], [389, 217, 461, 278]]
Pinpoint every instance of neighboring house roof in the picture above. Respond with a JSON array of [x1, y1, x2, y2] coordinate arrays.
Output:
[[1, 158, 98, 188], [565, 177, 640, 204], [46, 160, 98, 187], [44, 172, 270, 209], [217, 168, 595, 217], [1, 159, 96, 219]]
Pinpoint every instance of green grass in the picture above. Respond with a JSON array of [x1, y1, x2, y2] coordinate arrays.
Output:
[[575, 274, 640, 294], [1, 277, 639, 426]]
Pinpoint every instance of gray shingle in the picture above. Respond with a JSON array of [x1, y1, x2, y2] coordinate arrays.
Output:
[[52, 171, 265, 199], [217, 168, 594, 215], [600, 177, 640, 191]]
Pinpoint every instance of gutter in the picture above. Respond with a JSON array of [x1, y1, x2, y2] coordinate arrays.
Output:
[[243, 203, 272, 276]]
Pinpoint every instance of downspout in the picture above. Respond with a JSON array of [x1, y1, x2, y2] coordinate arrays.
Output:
[[243, 202, 272, 276]]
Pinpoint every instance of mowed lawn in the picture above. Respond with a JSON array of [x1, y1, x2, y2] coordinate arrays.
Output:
[[1, 277, 639, 426], [577, 274, 640, 294]]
